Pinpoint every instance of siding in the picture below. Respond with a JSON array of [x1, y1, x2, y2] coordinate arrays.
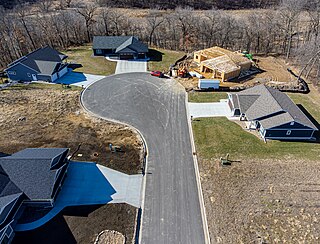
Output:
[[265, 129, 314, 139], [37, 75, 52, 82], [58, 66, 68, 78], [6, 64, 37, 81]]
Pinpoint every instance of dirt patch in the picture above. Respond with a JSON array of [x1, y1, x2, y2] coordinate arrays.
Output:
[[95, 230, 125, 244], [199, 157, 320, 243], [0, 87, 143, 174], [0, 85, 143, 243], [176, 56, 297, 90]]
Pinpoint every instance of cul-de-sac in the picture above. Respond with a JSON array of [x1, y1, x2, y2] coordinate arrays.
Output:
[[1, 0, 320, 243]]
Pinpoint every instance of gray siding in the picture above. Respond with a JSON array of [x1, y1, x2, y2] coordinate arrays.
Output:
[[6, 64, 37, 81]]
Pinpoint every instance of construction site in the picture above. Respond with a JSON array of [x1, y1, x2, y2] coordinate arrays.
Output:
[[172, 46, 306, 93]]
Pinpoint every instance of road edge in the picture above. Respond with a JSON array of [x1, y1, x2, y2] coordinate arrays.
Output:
[[79, 80, 149, 244], [185, 93, 211, 244]]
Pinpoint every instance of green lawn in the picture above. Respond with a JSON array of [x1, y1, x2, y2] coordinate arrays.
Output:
[[192, 91, 320, 161], [148, 48, 185, 72], [2, 83, 82, 91], [64, 45, 116, 76], [193, 117, 320, 161], [188, 92, 227, 103], [287, 92, 320, 122]]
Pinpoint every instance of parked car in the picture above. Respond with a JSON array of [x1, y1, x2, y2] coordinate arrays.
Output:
[[150, 71, 164, 78]]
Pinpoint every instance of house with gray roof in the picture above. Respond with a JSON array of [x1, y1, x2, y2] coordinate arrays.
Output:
[[0, 148, 69, 244], [228, 85, 318, 140], [93, 36, 148, 59], [4, 46, 69, 82]]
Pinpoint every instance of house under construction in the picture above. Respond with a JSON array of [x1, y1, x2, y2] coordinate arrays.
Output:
[[194, 46, 252, 82]]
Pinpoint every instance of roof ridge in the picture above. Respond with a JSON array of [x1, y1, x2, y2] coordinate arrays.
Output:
[[263, 85, 285, 112], [237, 93, 260, 112]]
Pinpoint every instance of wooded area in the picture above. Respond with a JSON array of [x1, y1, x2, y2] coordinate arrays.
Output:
[[0, 0, 320, 83], [1, 0, 280, 10]]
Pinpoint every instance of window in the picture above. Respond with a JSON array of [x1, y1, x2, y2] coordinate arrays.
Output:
[[286, 130, 291, 135], [96, 49, 102, 54], [7, 71, 16, 75], [196, 55, 199, 59], [290, 121, 294, 126], [27, 73, 31, 77]]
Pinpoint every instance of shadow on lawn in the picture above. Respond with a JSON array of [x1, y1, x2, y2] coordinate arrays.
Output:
[[148, 49, 164, 62], [13, 214, 77, 244]]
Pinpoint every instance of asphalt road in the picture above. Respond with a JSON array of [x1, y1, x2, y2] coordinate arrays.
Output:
[[82, 73, 205, 244]]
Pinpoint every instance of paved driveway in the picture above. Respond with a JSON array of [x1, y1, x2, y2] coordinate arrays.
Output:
[[115, 60, 147, 74], [15, 162, 142, 231], [82, 73, 205, 244], [189, 100, 232, 118], [55, 70, 106, 87]]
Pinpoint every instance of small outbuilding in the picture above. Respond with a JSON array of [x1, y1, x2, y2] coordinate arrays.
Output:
[[194, 46, 252, 82], [5, 46, 68, 82], [228, 85, 318, 140], [93, 36, 148, 60]]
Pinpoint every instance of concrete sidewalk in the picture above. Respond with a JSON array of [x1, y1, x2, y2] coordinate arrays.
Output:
[[188, 100, 232, 118], [115, 60, 147, 74]]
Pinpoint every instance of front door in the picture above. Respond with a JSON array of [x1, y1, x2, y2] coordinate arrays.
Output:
[[32, 74, 37, 81]]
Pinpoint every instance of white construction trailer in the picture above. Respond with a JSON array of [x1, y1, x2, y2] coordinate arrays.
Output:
[[198, 79, 220, 90]]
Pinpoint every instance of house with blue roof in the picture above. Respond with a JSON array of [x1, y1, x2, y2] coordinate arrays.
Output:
[[0, 148, 69, 244], [93, 36, 148, 60]]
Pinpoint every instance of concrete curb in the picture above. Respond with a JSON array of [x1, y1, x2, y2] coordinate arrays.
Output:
[[80, 79, 149, 244], [185, 94, 211, 244]]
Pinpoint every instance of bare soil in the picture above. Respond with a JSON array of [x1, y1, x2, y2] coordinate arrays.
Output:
[[95, 230, 125, 244], [0, 85, 143, 243], [200, 157, 320, 243], [178, 56, 296, 90]]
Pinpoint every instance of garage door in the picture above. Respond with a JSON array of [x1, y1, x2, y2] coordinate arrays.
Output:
[[120, 54, 134, 60], [58, 66, 68, 78]]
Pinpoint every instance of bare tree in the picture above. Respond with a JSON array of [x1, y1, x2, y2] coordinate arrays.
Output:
[[277, 0, 306, 59], [14, 6, 37, 50], [307, 2, 320, 45], [108, 9, 126, 36], [146, 10, 164, 46], [37, 0, 54, 13], [76, 3, 98, 42]]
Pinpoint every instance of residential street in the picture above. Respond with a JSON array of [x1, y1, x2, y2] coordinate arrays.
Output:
[[81, 73, 205, 244]]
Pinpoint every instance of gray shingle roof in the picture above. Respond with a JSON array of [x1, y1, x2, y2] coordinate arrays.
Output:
[[0, 159, 57, 200], [6, 46, 67, 75], [0, 193, 23, 223], [11, 148, 68, 160], [93, 36, 148, 53], [238, 95, 260, 113], [259, 112, 293, 129], [0, 148, 69, 201], [231, 85, 318, 130]]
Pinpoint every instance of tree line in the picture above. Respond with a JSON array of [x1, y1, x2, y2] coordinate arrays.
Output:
[[1, 0, 280, 10], [0, 0, 319, 81]]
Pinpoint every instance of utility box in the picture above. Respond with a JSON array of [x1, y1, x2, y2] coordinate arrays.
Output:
[[198, 79, 220, 90]]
